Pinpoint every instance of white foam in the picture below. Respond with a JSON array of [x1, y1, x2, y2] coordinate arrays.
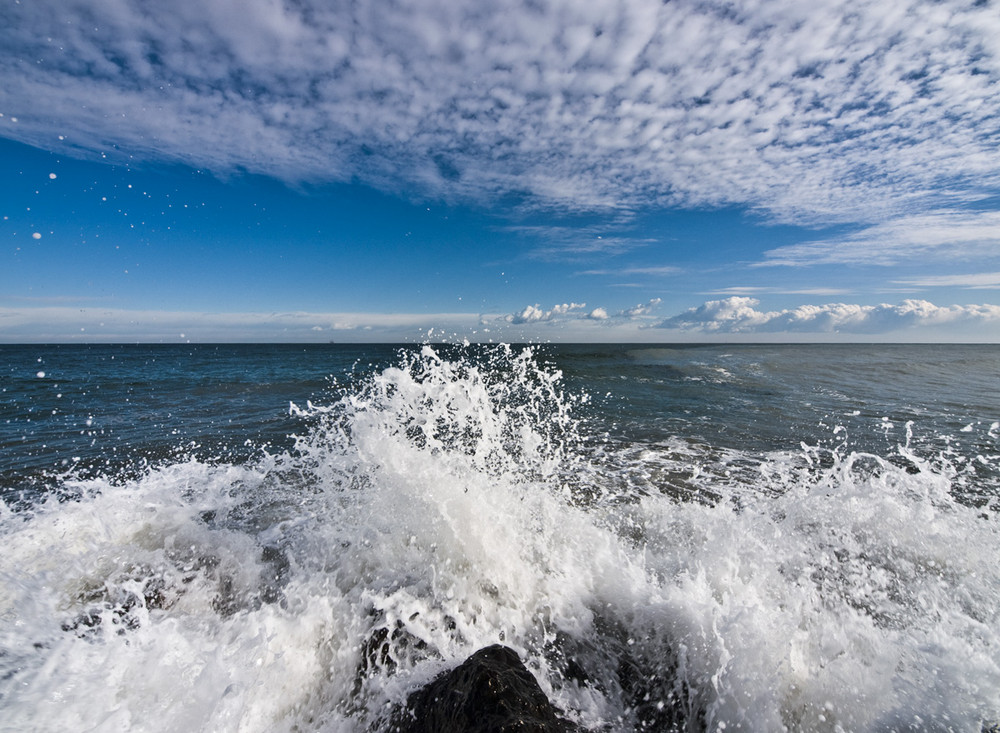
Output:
[[2, 345, 998, 731]]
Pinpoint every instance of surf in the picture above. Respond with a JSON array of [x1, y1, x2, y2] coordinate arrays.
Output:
[[1, 344, 997, 731]]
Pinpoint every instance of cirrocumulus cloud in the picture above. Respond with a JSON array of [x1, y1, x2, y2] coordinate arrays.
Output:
[[2, 0, 999, 223]]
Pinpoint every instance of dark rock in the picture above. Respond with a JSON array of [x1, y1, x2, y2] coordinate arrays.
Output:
[[258, 544, 291, 605], [541, 621, 701, 732], [360, 618, 430, 680], [616, 652, 695, 732], [62, 569, 173, 636], [391, 644, 582, 733]]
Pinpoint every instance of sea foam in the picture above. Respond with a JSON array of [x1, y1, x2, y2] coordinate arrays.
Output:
[[1, 345, 998, 731]]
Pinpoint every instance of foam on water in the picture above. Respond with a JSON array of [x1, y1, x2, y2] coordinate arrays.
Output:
[[1, 345, 998, 731]]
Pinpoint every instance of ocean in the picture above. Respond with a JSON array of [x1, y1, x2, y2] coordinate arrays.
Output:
[[1, 343, 998, 731]]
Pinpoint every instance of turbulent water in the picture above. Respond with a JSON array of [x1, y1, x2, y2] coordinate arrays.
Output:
[[1, 343, 998, 732]]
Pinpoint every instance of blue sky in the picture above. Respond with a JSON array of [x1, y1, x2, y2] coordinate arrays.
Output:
[[2, 0, 999, 342]]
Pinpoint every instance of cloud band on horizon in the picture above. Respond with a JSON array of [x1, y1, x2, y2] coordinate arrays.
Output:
[[656, 297, 1000, 336], [3, 297, 998, 343]]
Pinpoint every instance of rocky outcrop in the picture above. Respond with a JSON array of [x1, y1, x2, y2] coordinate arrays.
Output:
[[390, 644, 582, 732]]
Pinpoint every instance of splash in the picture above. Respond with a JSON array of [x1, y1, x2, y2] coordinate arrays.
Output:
[[1, 345, 998, 731]]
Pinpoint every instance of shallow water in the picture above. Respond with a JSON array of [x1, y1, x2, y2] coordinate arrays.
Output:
[[2, 343, 998, 731]]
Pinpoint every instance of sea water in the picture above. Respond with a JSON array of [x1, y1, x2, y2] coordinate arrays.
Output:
[[1, 343, 998, 731]]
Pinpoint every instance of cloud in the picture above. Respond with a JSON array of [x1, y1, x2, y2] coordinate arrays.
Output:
[[657, 296, 1000, 336], [2, 0, 998, 222], [507, 297, 663, 325], [619, 298, 662, 317], [0, 303, 664, 343], [507, 302, 587, 324], [706, 287, 854, 296], [894, 271, 1000, 289], [506, 224, 656, 259], [0, 306, 483, 342], [578, 266, 680, 277], [761, 210, 1000, 267], [5, 300, 1000, 342], [659, 297, 772, 332]]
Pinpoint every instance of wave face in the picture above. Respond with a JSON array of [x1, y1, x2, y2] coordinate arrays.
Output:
[[1, 344, 999, 731]]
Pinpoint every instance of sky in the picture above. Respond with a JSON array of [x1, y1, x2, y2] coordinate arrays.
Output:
[[2, 0, 1000, 343]]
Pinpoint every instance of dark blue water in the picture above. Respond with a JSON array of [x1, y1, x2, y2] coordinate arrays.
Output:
[[1, 344, 394, 487], [5, 343, 997, 471], [554, 343, 997, 442]]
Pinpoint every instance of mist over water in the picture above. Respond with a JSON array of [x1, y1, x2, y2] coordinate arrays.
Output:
[[1, 343, 998, 731]]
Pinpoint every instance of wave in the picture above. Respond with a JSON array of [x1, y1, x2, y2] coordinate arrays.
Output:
[[1, 345, 998, 731]]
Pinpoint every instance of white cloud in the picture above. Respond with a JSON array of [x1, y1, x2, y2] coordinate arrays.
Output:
[[4, 300, 1000, 342], [706, 287, 854, 296], [509, 305, 545, 324], [660, 297, 772, 332], [619, 298, 662, 317], [578, 266, 680, 277], [507, 302, 587, 324], [657, 296, 1000, 337], [761, 210, 1000, 266], [0, 307, 483, 343], [894, 271, 1000, 289], [550, 302, 586, 317], [2, 0, 998, 222], [506, 298, 663, 326]]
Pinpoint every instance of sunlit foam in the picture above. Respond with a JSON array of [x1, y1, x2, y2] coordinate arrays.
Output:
[[1, 345, 997, 731]]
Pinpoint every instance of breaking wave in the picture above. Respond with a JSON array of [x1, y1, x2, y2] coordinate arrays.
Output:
[[2, 345, 998, 731]]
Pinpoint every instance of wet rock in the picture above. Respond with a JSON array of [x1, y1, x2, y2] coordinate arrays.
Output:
[[360, 617, 430, 680], [616, 652, 695, 732], [258, 544, 291, 605], [541, 621, 701, 732], [62, 571, 171, 636], [391, 644, 581, 733]]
